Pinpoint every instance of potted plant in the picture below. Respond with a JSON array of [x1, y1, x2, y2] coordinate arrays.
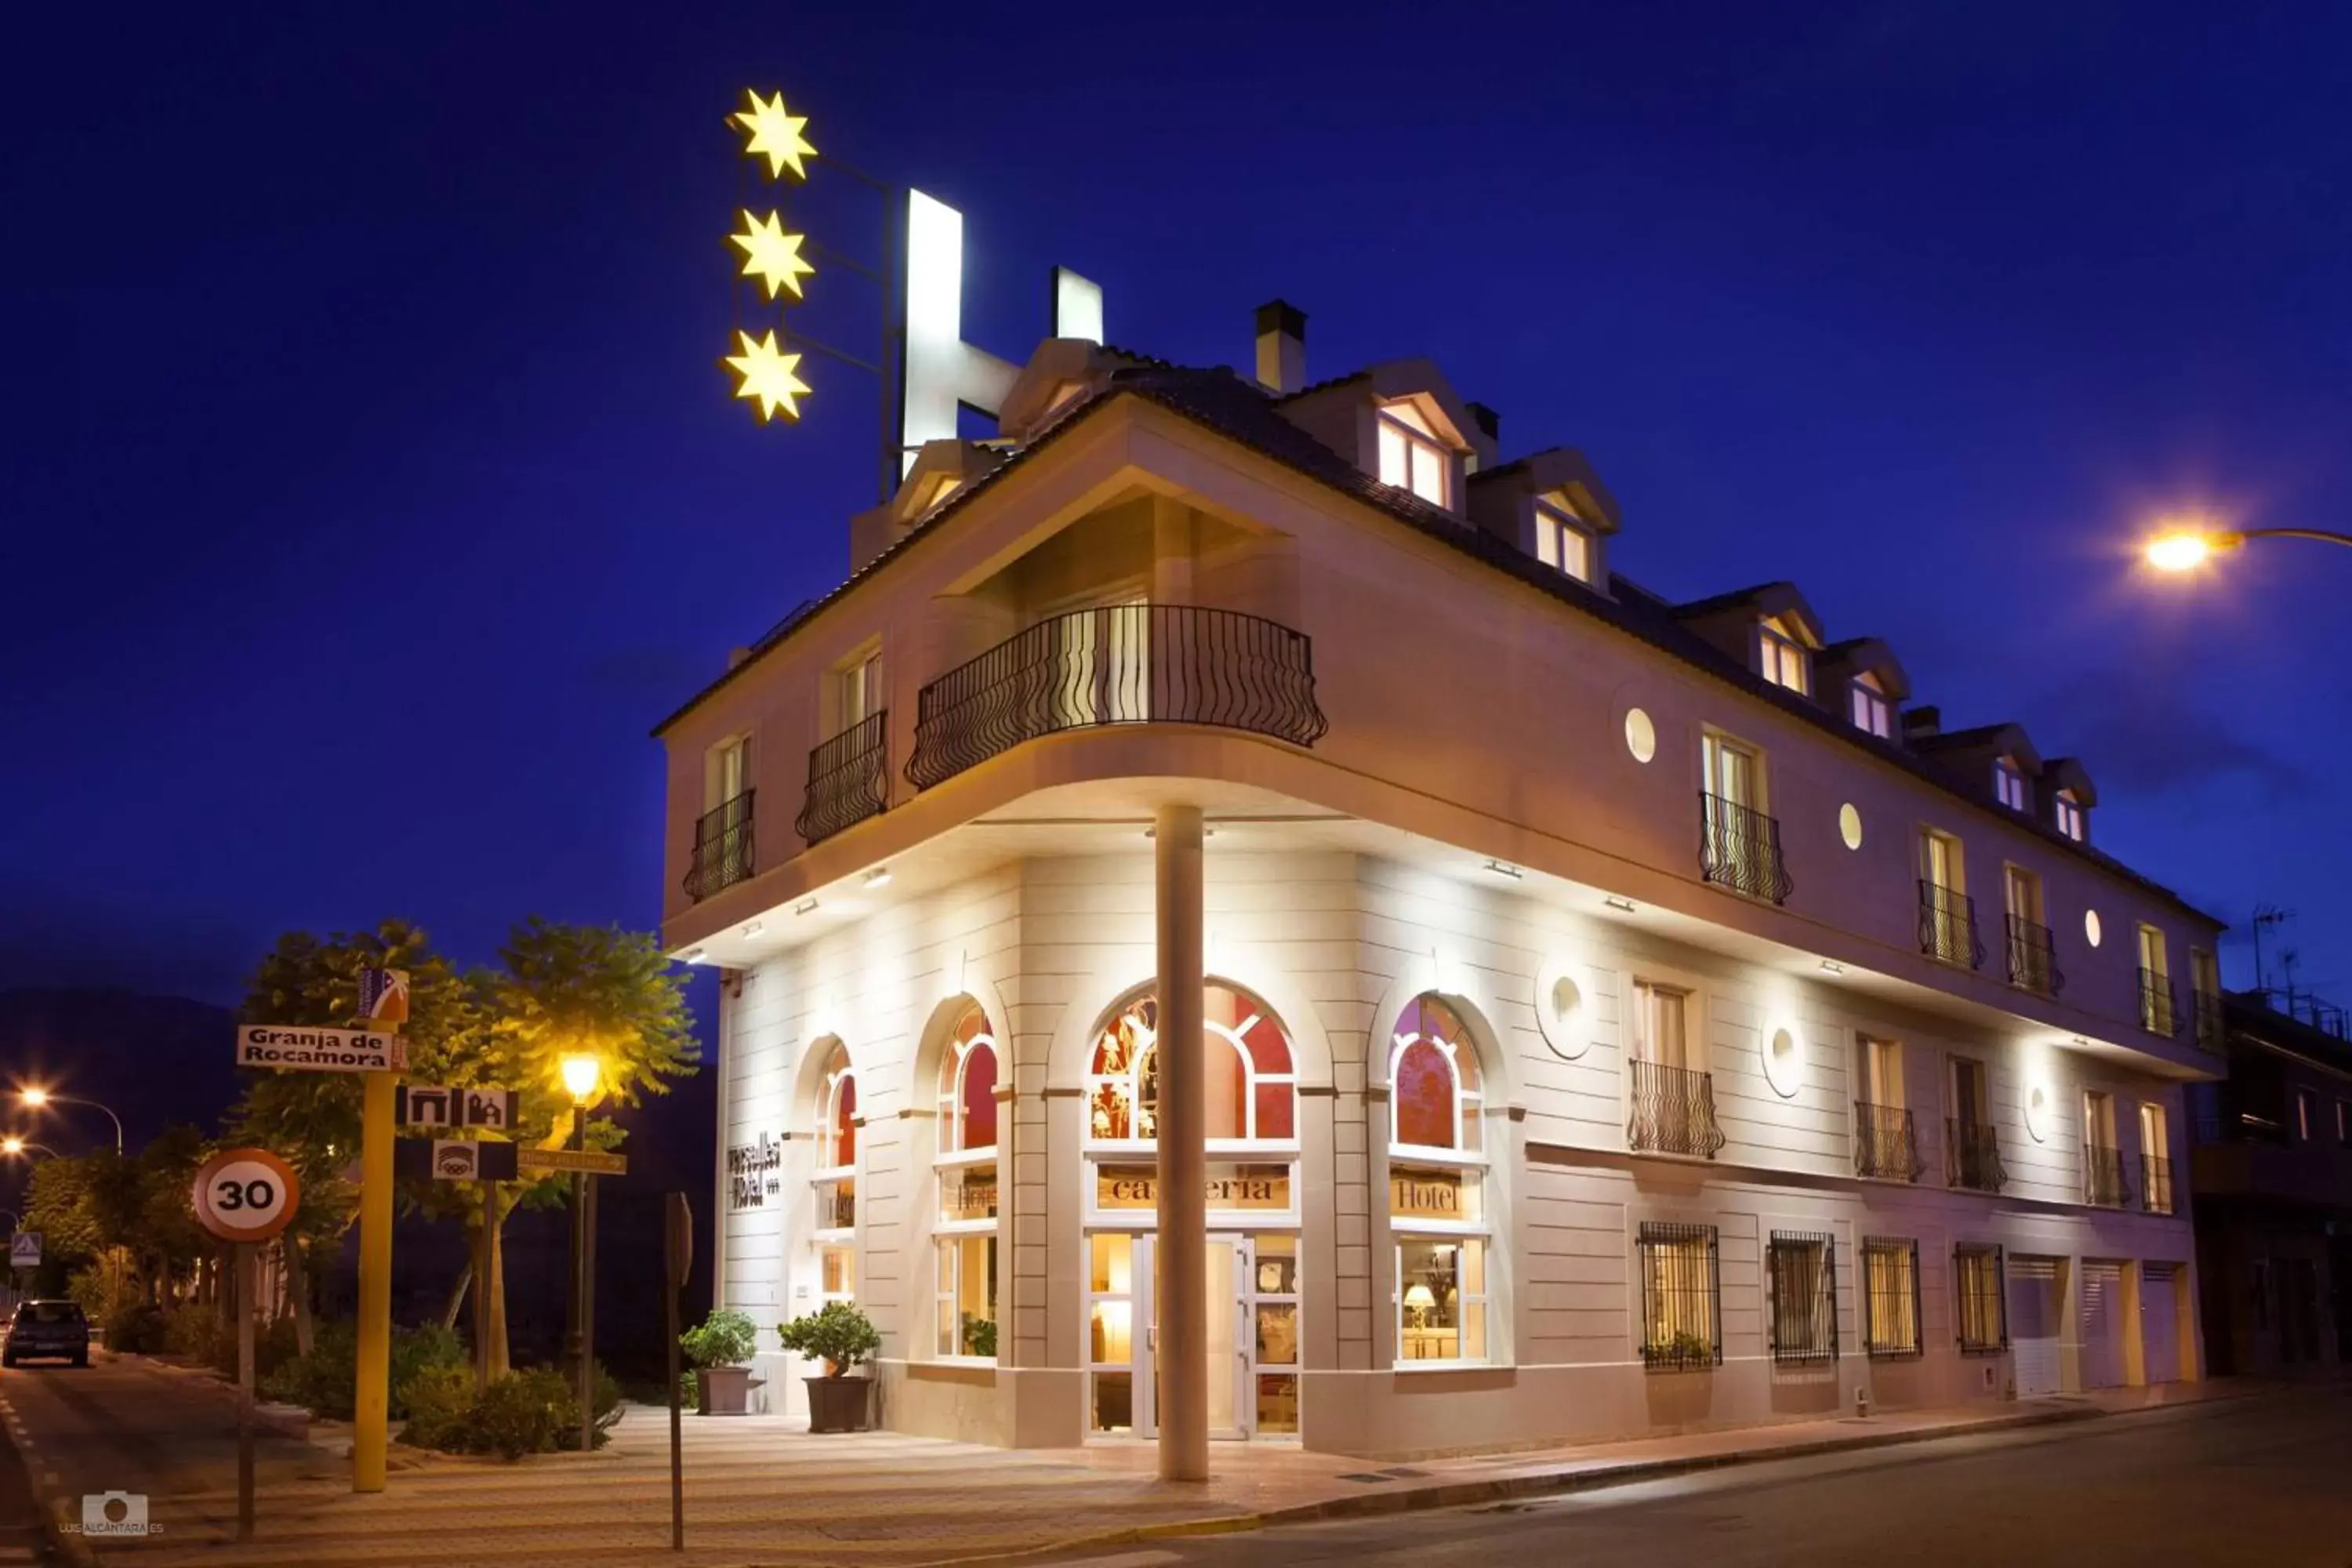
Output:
[[679, 1308, 760, 1417], [775, 1301, 882, 1432]]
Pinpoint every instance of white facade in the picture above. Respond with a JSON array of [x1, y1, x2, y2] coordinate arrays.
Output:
[[666, 325, 2217, 1457]]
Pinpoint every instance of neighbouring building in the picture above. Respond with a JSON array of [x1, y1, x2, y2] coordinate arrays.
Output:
[[657, 302, 2224, 1457], [2190, 989, 2352, 1375]]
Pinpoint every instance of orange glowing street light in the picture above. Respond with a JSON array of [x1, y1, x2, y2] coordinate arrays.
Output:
[[16, 1086, 123, 1152], [0, 1136, 59, 1160], [2143, 519, 2352, 574]]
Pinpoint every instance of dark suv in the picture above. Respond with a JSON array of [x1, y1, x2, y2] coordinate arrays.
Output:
[[2, 1299, 89, 1367]]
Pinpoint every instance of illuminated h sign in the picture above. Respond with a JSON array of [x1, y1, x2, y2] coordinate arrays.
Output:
[[899, 189, 1104, 474]]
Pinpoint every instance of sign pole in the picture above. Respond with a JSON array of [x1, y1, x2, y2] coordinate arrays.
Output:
[[353, 1071, 394, 1493], [474, 1178, 494, 1392], [236, 1240, 256, 1541], [579, 1171, 598, 1456], [665, 1192, 691, 1552]]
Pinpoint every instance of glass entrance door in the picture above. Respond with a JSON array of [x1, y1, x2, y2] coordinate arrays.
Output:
[[1091, 1231, 1299, 1441]]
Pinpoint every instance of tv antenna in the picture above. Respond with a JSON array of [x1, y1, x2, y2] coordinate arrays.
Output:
[[2250, 905, 2295, 994]]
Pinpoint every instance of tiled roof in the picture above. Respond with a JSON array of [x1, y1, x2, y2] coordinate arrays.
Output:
[[652, 361, 2215, 926]]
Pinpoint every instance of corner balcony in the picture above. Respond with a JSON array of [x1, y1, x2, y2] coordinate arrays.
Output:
[[1918, 882, 1986, 971], [1853, 1102, 1922, 1181], [1628, 1061, 1727, 1159], [905, 604, 1328, 791], [2191, 990, 2224, 1052], [1946, 1118, 2006, 1192], [1697, 794, 1792, 905], [2142, 1152, 2176, 1214], [797, 710, 889, 846], [683, 791, 755, 902], [2005, 913, 2063, 998]]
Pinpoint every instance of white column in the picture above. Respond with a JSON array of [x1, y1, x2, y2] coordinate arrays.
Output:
[[1155, 803, 1208, 1481]]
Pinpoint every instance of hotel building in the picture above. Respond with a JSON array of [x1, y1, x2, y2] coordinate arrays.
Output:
[[657, 303, 2221, 1458]]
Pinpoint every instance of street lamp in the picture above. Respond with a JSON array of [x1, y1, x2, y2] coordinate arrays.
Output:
[[16, 1087, 124, 1153], [0, 1138, 59, 1160], [2143, 521, 2352, 572], [557, 1052, 604, 1455]]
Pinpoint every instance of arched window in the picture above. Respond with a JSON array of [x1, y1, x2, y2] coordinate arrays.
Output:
[[1388, 995, 1490, 1367], [1085, 985, 1296, 1145], [811, 1039, 856, 1305], [932, 1002, 1000, 1359]]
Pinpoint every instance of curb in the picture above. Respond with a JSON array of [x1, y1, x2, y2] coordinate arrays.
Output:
[[941, 1388, 2263, 1566]]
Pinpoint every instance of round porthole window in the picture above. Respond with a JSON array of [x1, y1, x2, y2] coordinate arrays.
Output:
[[1838, 804, 1864, 851], [1536, 960, 1588, 1059], [1762, 1025, 1802, 1097], [1624, 707, 1657, 764], [2085, 909, 2103, 948], [2026, 1083, 2051, 1142]]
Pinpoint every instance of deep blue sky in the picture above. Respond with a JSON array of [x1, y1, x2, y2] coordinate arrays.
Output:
[[7, 1, 2350, 1017]]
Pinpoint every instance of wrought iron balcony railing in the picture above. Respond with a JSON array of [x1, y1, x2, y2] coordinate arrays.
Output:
[[905, 604, 1327, 790], [1698, 793, 1793, 905], [1853, 1102, 1922, 1181], [1628, 1060, 1727, 1159], [2141, 1152, 2176, 1214], [1946, 1118, 2007, 1192], [683, 790, 755, 902], [2139, 969, 2180, 1038], [2084, 1142, 2132, 1209], [2191, 991, 2225, 1052], [795, 710, 889, 846], [2005, 914, 2063, 998], [1918, 882, 1986, 971]]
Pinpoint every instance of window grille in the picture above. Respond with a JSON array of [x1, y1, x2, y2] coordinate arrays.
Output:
[[1955, 1243, 2007, 1353], [1766, 1231, 1838, 1365], [1861, 1237, 1923, 1358], [1637, 1221, 1722, 1371]]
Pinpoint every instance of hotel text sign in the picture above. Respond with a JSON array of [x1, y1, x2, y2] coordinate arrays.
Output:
[[1388, 1167, 1466, 1221], [727, 1131, 784, 1211], [1097, 1163, 1290, 1212]]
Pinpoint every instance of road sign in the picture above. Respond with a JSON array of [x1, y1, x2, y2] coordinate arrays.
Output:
[[192, 1148, 301, 1243], [235, 1025, 405, 1073], [359, 967, 410, 1026], [9, 1232, 39, 1269], [517, 1147, 626, 1177], [393, 1138, 519, 1181], [394, 1084, 520, 1132]]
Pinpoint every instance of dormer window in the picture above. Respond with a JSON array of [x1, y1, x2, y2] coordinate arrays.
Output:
[[1533, 500, 1593, 584], [1994, 757, 2030, 813], [2054, 789, 2086, 842], [1758, 615, 1809, 696], [1377, 401, 1451, 507], [1849, 673, 1893, 739]]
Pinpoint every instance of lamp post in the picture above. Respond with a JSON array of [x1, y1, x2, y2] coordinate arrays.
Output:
[[559, 1054, 601, 1455], [16, 1087, 124, 1155], [2143, 524, 2352, 572], [0, 1138, 59, 1160]]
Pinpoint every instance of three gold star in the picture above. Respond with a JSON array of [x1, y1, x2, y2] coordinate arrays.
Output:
[[730, 210, 815, 300], [724, 329, 811, 423], [733, 89, 816, 180]]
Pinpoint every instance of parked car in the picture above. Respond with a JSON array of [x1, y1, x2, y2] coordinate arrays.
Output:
[[2, 1299, 89, 1367]]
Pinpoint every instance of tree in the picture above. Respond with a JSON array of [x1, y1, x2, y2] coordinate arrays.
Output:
[[228, 920, 488, 1355], [468, 918, 699, 1376]]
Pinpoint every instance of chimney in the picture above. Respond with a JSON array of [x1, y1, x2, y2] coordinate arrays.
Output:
[[1465, 401, 1500, 444], [1902, 706, 1941, 742], [1254, 299, 1306, 394]]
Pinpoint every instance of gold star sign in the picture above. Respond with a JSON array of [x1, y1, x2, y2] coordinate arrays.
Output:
[[733, 89, 816, 180], [730, 210, 815, 300], [724, 329, 810, 423]]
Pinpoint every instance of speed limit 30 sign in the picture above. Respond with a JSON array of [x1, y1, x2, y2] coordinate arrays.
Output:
[[192, 1147, 302, 1243]]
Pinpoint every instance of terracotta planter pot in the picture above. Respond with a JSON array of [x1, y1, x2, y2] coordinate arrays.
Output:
[[803, 1374, 873, 1433], [695, 1364, 753, 1416]]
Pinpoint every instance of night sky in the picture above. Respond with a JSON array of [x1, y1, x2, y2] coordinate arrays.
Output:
[[8, 3, 2351, 1050]]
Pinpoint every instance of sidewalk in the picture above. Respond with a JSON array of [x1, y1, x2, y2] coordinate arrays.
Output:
[[0, 1354, 2259, 1568]]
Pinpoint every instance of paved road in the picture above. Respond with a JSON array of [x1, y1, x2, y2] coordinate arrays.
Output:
[[1047, 1389, 2352, 1568], [0, 1369, 58, 1565]]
